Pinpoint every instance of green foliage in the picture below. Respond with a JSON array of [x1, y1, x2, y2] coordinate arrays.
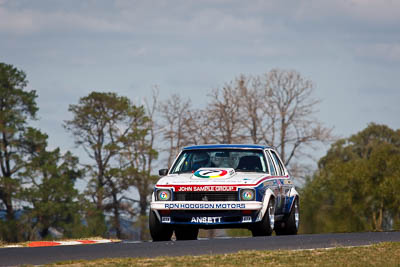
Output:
[[0, 63, 38, 242], [118, 97, 159, 239], [0, 63, 38, 126], [18, 130, 86, 240], [301, 123, 400, 233], [79, 198, 108, 237], [0, 63, 94, 241], [64, 91, 156, 239]]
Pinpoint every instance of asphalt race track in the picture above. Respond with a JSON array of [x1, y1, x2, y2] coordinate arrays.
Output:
[[1, 232, 400, 266]]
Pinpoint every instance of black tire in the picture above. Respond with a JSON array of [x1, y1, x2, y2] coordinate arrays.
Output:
[[149, 210, 173, 241], [174, 226, 199, 240], [251, 198, 275, 237], [275, 197, 299, 235]]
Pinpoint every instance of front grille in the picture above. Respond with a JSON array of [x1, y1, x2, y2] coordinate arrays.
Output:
[[173, 192, 238, 201]]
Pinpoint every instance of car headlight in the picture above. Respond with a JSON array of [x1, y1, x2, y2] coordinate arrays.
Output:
[[240, 189, 255, 201], [156, 189, 172, 201]]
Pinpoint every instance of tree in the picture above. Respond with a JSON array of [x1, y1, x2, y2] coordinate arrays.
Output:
[[205, 69, 332, 177], [301, 123, 400, 233], [0, 63, 38, 242], [19, 129, 85, 240], [120, 91, 159, 240], [159, 94, 214, 168], [64, 92, 151, 238], [158, 70, 331, 178], [182, 109, 214, 145], [207, 81, 244, 144], [236, 74, 267, 144], [159, 94, 191, 167], [263, 69, 332, 166]]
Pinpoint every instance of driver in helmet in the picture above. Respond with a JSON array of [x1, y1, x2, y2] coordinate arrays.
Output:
[[192, 152, 211, 171]]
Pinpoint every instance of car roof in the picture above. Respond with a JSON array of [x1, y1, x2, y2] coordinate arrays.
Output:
[[182, 144, 272, 150]]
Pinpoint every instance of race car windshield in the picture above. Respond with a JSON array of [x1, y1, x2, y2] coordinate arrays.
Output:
[[170, 149, 269, 174]]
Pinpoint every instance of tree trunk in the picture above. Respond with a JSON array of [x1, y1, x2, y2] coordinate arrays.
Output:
[[111, 192, 122, 239], [3, 192, 14, 221], [280, 118, 286, 162], [113, 205, 121, 239], [372, 203, 384, 231], [139, 183, 149, 240]]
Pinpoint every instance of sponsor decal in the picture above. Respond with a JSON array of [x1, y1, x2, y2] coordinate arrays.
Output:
[[164, 203, 246, 209], [177, 185, 237, 192], [191, 217, 222, 223], [194, 169, 229, 179], [264, 180, 277, 186]]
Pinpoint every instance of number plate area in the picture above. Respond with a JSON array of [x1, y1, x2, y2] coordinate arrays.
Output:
[[166, 210, 258, 225]]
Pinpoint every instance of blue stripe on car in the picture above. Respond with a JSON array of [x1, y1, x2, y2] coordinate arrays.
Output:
[[285, 196, 295, 213], [183, 144, 272, 150]]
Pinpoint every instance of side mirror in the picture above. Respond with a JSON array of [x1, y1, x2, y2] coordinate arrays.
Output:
[[159, 169, 168, 176]]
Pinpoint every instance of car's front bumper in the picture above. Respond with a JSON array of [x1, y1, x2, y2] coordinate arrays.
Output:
[[151, 201, 263, 226]]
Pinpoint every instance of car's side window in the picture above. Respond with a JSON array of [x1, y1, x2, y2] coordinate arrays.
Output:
[[265, 150, 276, 176], [270, 150, 286, 176]]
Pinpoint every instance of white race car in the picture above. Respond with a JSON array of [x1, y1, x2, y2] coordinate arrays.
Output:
[[149, 144, 300, 241]]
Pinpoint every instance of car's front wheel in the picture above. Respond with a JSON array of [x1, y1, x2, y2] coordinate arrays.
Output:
[[251, 198, 275, 236], [174, 226, 199, 240], [149, 210, 173, 241]]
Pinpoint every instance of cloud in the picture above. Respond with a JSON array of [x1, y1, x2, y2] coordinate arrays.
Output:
[[0, 1, 267, 38], [0, 7, 36, 33], [0, 7, 126, 34], [293, 0, 400, 28], [355, 43, 400, 63], [347, 0, 400, 24], [1, 0, 398, 39]]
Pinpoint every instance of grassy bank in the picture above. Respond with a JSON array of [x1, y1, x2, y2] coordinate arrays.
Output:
[[52, 242, 400, 266]]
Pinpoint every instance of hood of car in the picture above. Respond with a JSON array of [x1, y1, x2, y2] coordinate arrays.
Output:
[[156, 167, 268, 186]]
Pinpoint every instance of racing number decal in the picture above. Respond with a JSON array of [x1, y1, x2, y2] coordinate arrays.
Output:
[[194, 169, 228, 179]]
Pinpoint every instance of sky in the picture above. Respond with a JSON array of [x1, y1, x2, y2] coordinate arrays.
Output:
[[1, 0, 400, 166]]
